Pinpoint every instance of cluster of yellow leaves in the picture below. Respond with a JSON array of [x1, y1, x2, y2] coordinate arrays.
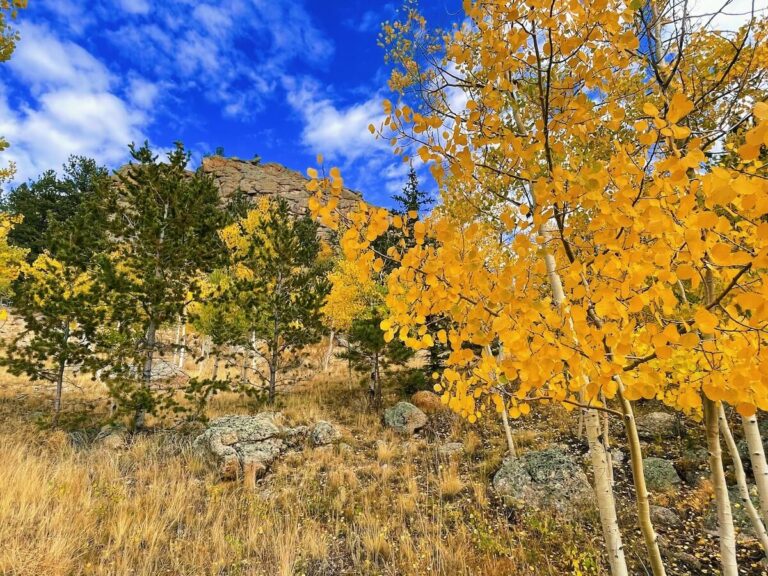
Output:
[[24, 253, 96, 306], [0, 212, 27, 303], [308, 0, 768, 423], [322, 257, 384, 332]]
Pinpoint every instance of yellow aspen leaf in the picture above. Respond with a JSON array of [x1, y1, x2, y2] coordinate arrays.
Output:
[[667, 93, 694, 124], [736, 403, 756, 418], [755, 102, 768, 120], [316, 153, 323, 164], [694, 308, 718, 334], [676, 264, 696, 280], [710, 243, 733, 265], [679, 332, 699, 349], [307, 167, 318, 179], [642, 102, 660, 117]]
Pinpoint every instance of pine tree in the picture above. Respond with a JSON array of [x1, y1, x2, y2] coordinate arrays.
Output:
[[99, 142, 226, 428], [0, 156, 109, 261], [219, 198, 329, 404]]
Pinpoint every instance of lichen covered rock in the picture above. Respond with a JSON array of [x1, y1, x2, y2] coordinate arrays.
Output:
[[492, 448, 594, 513], [193, 413, 308, 483], [384, 402, 428, 435], [643, 457, 682, 491]]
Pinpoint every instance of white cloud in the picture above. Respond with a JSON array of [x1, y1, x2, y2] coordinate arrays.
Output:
[[285, 77, 387, 162], [689, 0, 767, 32], [104, 0, 334, 116], [0, 25, 149, 184], [9, 23, 113, 93], [117, 0, 151, 16], [284, 76, 425, 203]]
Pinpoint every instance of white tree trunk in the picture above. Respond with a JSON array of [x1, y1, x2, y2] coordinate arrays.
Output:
[[720, 405, 768, 553], [178, 322, 187, 369], [704, 398, 738, 575], [585, 407, 628, 576], [742, 414, 768, 521], [322, 330, 335, 372]]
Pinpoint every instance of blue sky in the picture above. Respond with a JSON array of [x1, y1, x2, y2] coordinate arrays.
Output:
[[0, 0, 461, 207]]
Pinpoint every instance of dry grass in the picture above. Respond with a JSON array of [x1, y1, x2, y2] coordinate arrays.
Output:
[[0, 364, 614, 576]]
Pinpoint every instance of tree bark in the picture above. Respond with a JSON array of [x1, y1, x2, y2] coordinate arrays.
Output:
[[585, 407, 628, 576], [616, 381, 666, 575], [704, 397, 738, 575], [542, 246, 628, 576], [53, 320, 71, 427], [323, 330, 335, 372], [136, 319, 156, 430], [742, 414, 768, 521], [178, 321, 186, 369], [499, 395, 517, 459], [720, 405, 768, 553]]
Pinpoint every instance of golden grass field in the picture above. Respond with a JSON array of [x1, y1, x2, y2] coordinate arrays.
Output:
[[0, 348, 763, 575]]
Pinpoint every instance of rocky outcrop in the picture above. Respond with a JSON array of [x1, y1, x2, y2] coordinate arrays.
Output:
[[384, 402, 428, 435], [193, 413, 310, 488], [201, 157, 363, 227], [493, 448, 594, 514]]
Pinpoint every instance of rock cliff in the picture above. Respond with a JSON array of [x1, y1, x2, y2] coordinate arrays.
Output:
[[200, 156, 363, 220]]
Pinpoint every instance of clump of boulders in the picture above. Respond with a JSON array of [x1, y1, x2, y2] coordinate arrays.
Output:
[[194, 413, 341, 488]]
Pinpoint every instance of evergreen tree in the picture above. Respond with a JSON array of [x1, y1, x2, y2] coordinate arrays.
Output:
[[1, 254, 103, 425], [99, 142, 226, 427], [219, 198, 329, 403], [337, 314, 413, 409], [0, 156, 110, 261]]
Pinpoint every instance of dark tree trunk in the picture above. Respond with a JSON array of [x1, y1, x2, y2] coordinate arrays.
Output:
[[135, 319, 156, 430]]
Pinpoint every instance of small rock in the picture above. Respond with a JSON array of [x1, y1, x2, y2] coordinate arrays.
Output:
[[311, 421, 341, 446], [637, 412, 680, 440], [411, 391, 445, 414], [650, 505, 682, 529], [643, 457, 682, 491], [438, 442, 464, 458], [610, 448, 625, 468], [493, 448, 594, 514], [384, 402, 428, 435]]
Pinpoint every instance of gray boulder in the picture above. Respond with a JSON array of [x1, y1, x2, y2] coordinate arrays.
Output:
[[637, 412, 680, 440], [650, 505, 682, 529], [384, 402, 428, 435], [643, 457, 682, 491], [492, 448, 594, 514], [194, 413, 308, 485], [311, 421, 341, 446]]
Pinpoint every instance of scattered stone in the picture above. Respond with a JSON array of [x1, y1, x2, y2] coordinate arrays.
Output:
[[610, 448, 625, 468], [384, 402, 428, 435], [193, 413, 310, 486], [94, 424, 128, 450], [411, 390, 445, 414], [438, 442, 465, 458], [311, 421, 341, 446], [636, 412, 680, 440], [650, 505, 682, 529], [492, 448, 594, 514], [643, 457, 682, 491]]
